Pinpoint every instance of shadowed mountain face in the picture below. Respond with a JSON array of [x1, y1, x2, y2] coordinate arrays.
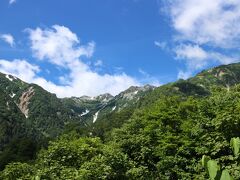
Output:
[[0, 88, 26, 150]]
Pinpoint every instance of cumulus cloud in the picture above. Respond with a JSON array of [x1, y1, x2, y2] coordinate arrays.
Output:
[[26, 25, 95, 67], [175, 44, 238, 79], [175, 44, 208, 71], [0, 58, 140, 98], [0, 34, 15, 47], [166, 0, 240, 48], [163, 0, 240, 78], [0, 59, 65, 95], [5, 25, 140, 98], [0, 59, 39, 81]]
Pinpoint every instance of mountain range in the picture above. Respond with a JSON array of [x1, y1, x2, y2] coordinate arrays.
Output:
[[1, 63, 240, 146], [1, 62, 240, 177]]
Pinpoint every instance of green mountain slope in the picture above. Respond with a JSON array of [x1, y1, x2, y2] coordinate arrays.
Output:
[[189, 62, 240, 88], [1, 62, 240, 142], [0, 88, 26, 150], [0, 73, 156, 142], [0, 72, 157, 169], [0, 73, 81, 138], [2, 62, 240, 179], [1, 62, 240, 143]]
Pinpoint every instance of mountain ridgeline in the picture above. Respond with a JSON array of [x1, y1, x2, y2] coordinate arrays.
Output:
[[1, 63, 240, 179]]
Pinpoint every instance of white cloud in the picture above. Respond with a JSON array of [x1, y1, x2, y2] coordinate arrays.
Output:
[[175, 44, 238, 79], [175, 44, 207, 61], [14, 25, 140, 98], [0, 59, 139, 98], [26, 25, 95, 67], [0, 26, 161, 97], [0, 59, 39, 82], [163, 0, 240, 78], [175, 44, 208, 70], [0, 59, 76, 98], [0, 34, 15, 47], [166, 0, 240, 48], [9, 0, 16, 5]]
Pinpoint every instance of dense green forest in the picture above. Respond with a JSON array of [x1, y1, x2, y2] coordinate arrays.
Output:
[[1, 63, 240, 179], [1, 85, 240, 179]]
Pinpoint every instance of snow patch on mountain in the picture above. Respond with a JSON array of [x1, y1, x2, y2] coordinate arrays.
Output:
[[9, 92, 16, 98], [93, 111, 99, 123], [81, 109, 90, 116], [112, 106, 116, 111], [6, 101, 10, 110], [6, 74, 14, 81]]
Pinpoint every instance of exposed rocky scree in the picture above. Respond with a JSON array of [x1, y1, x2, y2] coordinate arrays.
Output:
[[18, 87, 35, 118]]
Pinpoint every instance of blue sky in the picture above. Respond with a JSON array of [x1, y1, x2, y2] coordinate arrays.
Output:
[[0, 0, 240, 97]]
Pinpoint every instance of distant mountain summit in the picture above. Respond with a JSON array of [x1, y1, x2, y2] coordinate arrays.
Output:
[[62, 84, 156, 125], [189, 62, 240, 88]]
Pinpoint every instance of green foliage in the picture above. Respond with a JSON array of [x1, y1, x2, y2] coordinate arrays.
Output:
[[202, 155, 210, 169], [201, 137, 240, 180], [38, 137, 103, 168], [0, 136, 132, 179], [3, 85, 240, 179], [220, 170, 233, 180], [207, 160, 221, 179], [230, 137, 240, 156], [0, 138, 38, 170], [0, 162, 34, 180], [203, 159, 233, 180], [91, 109, 134, 140]]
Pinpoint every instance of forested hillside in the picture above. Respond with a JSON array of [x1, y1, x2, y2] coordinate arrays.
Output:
[[1, 63, 240, 179], [0, 72, 154, 170]]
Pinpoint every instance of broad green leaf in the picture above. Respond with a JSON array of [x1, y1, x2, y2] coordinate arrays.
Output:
[[220, 170, 233, 180], [35, 176, 41, 180], [230, 137, 240, 156], [202, 155, 210, 169], [207, 160, 220, 180]]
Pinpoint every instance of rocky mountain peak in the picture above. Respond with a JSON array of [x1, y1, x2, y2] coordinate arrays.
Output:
[[77, 96, 93, 101], [94, 93, 113, 102]]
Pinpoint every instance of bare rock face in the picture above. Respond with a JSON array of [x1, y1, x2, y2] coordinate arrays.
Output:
[[18, 87, 35, 118], [214, 70, 226, 79]]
